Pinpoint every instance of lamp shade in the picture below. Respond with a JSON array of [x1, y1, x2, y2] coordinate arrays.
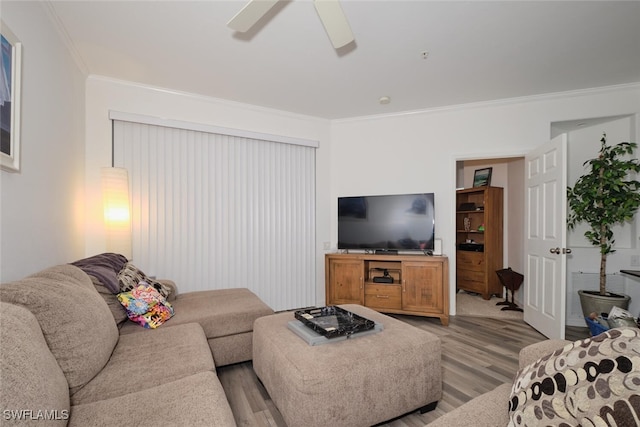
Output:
[[101, 167, 132, 260]]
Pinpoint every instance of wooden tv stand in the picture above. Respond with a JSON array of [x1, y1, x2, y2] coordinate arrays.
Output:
[[325, 253, 449, 325]]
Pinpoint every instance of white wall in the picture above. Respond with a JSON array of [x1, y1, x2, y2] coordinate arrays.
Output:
[[329, 85, 640, 315], [0, 2, 86, 282], [84, 77, 332, 305]]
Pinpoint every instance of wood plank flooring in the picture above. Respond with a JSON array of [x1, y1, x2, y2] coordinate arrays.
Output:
[[216, 315, 590, 427]]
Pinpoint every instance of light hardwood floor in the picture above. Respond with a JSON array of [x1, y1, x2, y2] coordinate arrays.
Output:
[[217, 315, 590, 427]]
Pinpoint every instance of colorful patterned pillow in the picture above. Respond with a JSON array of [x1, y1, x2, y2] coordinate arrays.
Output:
[[117, 262, 173, 298], [117, 283, 174, 329], [508, 327, 640, 427]]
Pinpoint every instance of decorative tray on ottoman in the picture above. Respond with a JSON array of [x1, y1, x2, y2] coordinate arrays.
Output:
[[289, 306, 382, 346], [294, 306, 376, 339]]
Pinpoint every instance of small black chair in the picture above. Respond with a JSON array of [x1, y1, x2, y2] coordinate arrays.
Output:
[[495, 268, 524, 312]]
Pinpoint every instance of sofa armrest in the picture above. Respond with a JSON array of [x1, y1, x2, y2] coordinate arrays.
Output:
[[426, 383, 511, 427], [518, 339, 570, 369], [157, 279, 178, 301]]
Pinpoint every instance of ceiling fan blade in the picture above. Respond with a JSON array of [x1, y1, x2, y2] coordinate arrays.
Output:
[[227, 0, 280, 32], [313, 0, 354, 49]]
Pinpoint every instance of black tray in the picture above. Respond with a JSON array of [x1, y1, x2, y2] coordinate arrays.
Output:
[[294, 306, 375, 339]]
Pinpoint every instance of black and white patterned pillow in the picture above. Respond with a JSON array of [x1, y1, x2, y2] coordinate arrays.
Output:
[[117, 262, 172, 299], [508, 327, 640, 427]]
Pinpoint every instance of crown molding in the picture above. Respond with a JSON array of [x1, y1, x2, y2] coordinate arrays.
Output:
[[336, 82, 640, 124]]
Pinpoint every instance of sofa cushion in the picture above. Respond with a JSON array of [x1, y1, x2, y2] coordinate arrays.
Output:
[[508, 327, 640, 427], [0, 264, 119, 396], [0, 302, 70, 427], [71, 322, 215, 405], [117, 261, 172, 298], [157, 278, 178, 301], [117, 283, 174, 328], [69, 372, 236, 427], [90, 274, 129, 326], [518, 339, 571, 370]]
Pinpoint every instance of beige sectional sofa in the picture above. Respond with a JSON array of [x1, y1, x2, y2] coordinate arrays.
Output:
[[0, 261, 273, 426], [427, 327, 640, 426], [426, 339, 570, 427]]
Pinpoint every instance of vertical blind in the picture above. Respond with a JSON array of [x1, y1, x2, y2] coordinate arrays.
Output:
[[113, 119, 316, 311]]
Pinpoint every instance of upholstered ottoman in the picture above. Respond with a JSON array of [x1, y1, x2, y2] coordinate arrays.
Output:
[[252, 304, 442, 427]]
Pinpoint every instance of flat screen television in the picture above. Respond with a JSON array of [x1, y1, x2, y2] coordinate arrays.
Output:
[[338, 193, 435, 252]]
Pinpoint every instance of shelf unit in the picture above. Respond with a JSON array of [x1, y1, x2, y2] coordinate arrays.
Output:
[[455, 186, 504, 300], [325, 253, 449, 325]]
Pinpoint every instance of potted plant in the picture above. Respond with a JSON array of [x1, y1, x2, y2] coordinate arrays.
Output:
[[567, 133, 640, 319]]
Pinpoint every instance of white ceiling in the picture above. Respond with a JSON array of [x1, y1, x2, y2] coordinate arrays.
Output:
[[46, 0, 640, 120]]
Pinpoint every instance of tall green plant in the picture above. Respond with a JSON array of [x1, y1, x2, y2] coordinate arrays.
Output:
[[567, 133, 640, 295]]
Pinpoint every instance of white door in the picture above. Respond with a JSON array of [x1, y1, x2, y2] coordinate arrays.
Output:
[[524, 134, 568, 339]]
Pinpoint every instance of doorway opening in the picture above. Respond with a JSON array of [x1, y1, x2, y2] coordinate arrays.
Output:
[[454, 156, 525, 318]]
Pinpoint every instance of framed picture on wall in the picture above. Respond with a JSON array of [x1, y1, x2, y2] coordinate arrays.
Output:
[[1, 20, 22, 173], [473, 167, 492, 187]]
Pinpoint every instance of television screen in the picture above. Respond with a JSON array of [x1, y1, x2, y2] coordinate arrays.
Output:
[[338, 193, 435, 251]]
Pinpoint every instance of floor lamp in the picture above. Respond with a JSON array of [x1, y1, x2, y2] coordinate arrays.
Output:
[[101, 167, 132, 260]]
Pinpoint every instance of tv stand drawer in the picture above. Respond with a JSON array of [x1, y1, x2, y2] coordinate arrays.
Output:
[[365, 284, 401, 309]]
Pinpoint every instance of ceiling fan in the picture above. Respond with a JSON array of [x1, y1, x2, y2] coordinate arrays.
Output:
[[227, 0, 355, 49]]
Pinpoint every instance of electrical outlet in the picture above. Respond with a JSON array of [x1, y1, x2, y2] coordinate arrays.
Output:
[[323, 242, 331, 250], [631, 255, 640, 267]]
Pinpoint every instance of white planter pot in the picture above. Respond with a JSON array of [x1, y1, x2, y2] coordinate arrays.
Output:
[[578, 289, 631, 319]]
